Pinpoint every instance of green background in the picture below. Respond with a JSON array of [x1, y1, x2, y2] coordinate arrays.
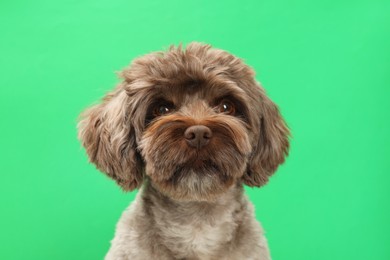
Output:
[[1, 0, 389, 259]]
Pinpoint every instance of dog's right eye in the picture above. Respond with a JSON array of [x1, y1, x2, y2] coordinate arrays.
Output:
[[152, 103, 174, 117], [145, 100, 176, 125]]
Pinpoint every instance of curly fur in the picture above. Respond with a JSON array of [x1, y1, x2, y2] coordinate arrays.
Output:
[[78, 42, 289, 259]]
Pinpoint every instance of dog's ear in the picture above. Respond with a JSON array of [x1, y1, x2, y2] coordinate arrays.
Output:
[[243, 86, 290, 187], [77, 84, 143, 191]]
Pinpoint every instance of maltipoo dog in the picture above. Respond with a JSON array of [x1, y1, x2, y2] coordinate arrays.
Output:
[[78, 42, 289, 260]]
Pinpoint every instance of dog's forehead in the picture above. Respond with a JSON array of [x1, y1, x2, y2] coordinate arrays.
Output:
[[154, 78, 247, 106]]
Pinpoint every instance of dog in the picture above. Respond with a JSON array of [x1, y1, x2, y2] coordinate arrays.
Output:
[[78, 42, 290, 260]]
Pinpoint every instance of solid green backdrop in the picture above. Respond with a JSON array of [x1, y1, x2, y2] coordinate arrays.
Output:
[[0, 0, 389, 259]]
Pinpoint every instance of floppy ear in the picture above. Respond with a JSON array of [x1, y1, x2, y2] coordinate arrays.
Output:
[[77, 84, 143, 191], [243, 87, 290, 187]]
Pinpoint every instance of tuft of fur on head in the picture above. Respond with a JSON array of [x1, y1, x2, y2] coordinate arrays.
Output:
[[78, 42, 290, 201]]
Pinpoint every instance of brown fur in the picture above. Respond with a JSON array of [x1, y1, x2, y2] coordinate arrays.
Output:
[[78, 42, 289, 259]]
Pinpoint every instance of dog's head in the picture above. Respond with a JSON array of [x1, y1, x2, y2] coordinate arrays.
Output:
[[78, 43, 289, 201]]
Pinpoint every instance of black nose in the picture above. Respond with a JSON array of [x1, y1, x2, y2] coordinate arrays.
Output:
[[184, 125, 212, 149]]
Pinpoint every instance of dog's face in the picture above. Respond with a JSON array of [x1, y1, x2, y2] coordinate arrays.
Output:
[[78, 43, 289, 201]]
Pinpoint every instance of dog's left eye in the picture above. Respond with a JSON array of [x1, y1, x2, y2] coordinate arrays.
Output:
[[217, 100, 236, 115]]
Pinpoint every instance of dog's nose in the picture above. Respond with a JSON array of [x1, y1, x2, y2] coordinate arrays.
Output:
[[184, 125, 212, 149]]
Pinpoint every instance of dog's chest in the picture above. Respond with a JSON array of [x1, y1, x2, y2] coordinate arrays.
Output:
[[157, 213, 235, 258]]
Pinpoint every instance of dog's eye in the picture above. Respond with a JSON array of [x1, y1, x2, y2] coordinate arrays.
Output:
[[153, 104, 173, 117], [218, 100, 235, 115]]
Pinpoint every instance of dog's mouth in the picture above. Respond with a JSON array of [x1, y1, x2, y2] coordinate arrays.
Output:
[[192, 159, 213, 169], [168, 159, 221, 183], [174, 158, 221, 175], [184, 153, 216, 168], [146, 149, 240, 201]]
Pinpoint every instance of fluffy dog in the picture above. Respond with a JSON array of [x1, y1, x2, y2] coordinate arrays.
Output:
[[78, 42, 289, 260]]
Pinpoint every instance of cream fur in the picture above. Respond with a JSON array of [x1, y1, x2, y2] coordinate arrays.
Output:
[[105, 181, 270, 260]]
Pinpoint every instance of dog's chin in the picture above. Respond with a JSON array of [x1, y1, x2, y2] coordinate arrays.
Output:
[[147, 161, 241, 202]]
